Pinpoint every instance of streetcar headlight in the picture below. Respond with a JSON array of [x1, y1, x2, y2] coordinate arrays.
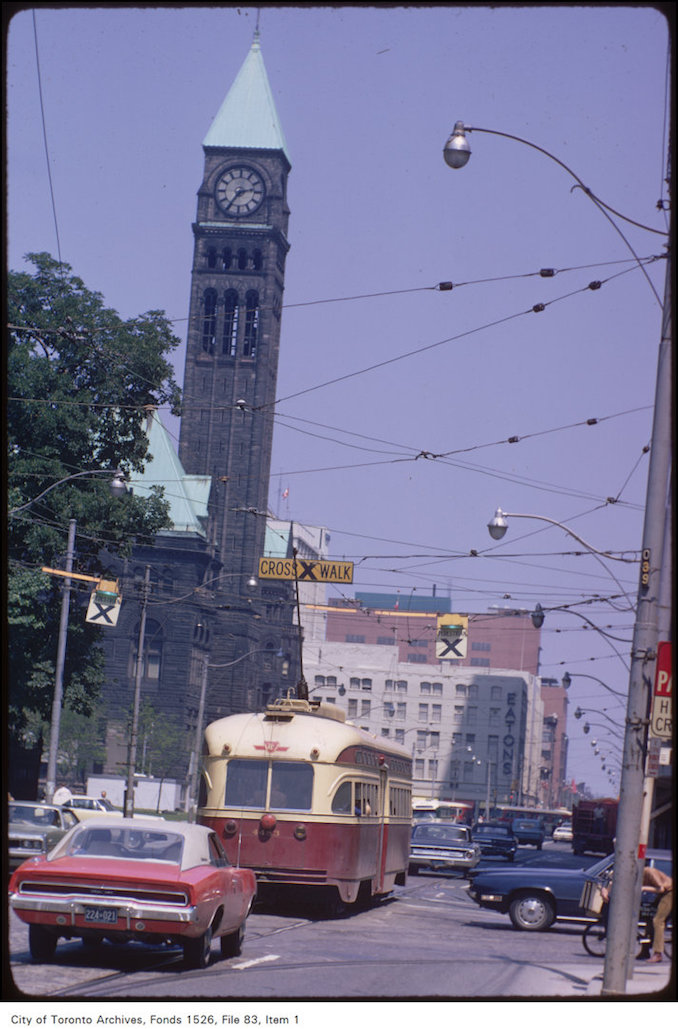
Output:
[[294, 824, 307, 841]]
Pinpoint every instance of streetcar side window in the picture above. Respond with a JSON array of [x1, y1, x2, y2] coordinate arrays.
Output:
[[224, 759, 268, 808], [331, 781, 353, 814], [269, 761, 313, 811], [355, 781, 379, 816]]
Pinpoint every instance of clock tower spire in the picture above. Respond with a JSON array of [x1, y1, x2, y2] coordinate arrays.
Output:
[[178, 35, 294, 714]]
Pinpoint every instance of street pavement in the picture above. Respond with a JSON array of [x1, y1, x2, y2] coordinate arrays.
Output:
[[512, 955, 673, 997]]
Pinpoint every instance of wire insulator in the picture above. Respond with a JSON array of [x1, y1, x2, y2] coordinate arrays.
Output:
[[588, 280, 602, 290], [437, 282, 454, 291], [532, 303, 546, 313], [539, 268, 555, 277]]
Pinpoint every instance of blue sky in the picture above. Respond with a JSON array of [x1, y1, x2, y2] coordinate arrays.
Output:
[[7, 4, 671, 795]]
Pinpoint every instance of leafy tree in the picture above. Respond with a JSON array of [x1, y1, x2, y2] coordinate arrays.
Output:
[[7, 253, 182, 749]]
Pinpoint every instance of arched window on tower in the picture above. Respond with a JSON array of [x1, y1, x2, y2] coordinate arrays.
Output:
[[222, 247, 232, 270], [207, 248, 217, 269], [223, 290, 239, 356], [243, 290, 259, 357], [252, 249, 263, 271], [237, 247, 248, 271], [201, 289, 217, 353]]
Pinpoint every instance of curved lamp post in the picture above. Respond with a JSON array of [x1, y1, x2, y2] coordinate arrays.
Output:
[[10, 468, 127, 515], [449, 123, 672, 994], [488, 508, 634, 563], [561, 671, 625, 700]]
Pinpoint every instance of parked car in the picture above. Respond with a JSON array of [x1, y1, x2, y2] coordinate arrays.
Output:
[[409, 821, 481, 877], [511, 818, 545, 849], [9, 802, 82, 871], [552, 822, 573, 843], [466, 848, 672, 932], [9, 817, 257, 968], [471, 822, 518, 861]]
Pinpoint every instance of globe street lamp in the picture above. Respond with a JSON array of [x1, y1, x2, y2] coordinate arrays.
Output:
[[561, 671, 625, 700], [451, 123, 672, 994]]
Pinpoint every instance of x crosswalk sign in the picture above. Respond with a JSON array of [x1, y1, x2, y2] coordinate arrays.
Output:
[[86, 580, 122, 627], [436, 614, 469, 659]]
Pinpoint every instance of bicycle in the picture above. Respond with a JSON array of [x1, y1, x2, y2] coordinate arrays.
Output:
[[582, 895, 673, 959]]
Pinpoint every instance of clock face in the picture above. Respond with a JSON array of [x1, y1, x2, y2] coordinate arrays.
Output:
[[215, 166, 266, 216]]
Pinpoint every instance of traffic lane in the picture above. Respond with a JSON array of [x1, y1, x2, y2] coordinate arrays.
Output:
[[8, 879, 602, 1000]]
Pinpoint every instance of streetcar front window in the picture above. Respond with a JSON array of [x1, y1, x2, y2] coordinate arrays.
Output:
[[224, 759, 268, 808], [270, 761, 313, 811], [331, 781, 352, 814]]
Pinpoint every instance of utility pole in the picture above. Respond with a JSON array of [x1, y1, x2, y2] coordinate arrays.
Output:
[[124, 565, 151, 818], [602, 245, 672, 994], [45, 518, 76, 803]]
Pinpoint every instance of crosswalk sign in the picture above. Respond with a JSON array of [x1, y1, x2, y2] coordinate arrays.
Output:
[[86, 579, 122, 627], [436, 614, 469, 659]]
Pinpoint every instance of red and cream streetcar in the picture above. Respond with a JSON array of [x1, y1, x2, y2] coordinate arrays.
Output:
[[198, 697, 412, 906]]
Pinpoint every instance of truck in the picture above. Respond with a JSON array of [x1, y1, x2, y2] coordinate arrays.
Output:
[[571, 797, 618, 855]]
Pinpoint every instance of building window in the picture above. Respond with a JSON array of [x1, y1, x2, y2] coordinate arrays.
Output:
[[420, 681, 431, 695], [429, 732, 440, 750], [432, 682, 443, 696], [468, 684, 478, 699], [376, 636, 393, 645], [381, 728, 390, 738], [396, 680, 408, 693], [243, 290, 259, 357], [408, 654, 427, 663], [348, 699, 358, 718], [346, 634, 366, 644], [384, 701, 395, 719], [472, 641, 491, 651], [463, 761, 476, 781], [418, 704, 428, 722], [416, 730, 428, 749], [207, 247, 217, 268], [471, 658, 491, 667], [467, 706, 477, 724], [431, 704, 442, 723], [395, 729, 405, 744], [489, 708, 500, 726], [385, 679, 394, 691], [361, 678, 372, 691], [465, 734, 476, 748], [314, 675, 325, 686], [360, 699, 371, 717], [491, 686, 502, 699], [202, 289, 217, 353], [223, 290, 238, 355], [396, 702, 406, 721], [414, 758, 425, 778], [350, 677, 361, 690], [429, 759, 438, 780], [455, 683, 467, 696], [326, 675, 337, 686], [453, 705, 464, 721]]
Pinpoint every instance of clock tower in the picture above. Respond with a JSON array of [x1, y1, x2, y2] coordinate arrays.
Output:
[[179, 33, 296, 714]]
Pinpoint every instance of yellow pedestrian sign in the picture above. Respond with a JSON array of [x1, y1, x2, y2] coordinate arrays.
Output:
[[258, 557, 353, 584]]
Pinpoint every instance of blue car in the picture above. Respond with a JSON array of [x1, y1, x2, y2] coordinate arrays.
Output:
[[471, 822, 518, 861], [467, 848, 672, 932], [511, 817, 546, 849]]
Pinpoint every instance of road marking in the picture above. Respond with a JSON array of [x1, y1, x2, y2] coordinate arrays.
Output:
[[232, 954, 280, 971]]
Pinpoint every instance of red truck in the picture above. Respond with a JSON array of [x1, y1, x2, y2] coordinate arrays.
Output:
[[571, 797, 618, 855]]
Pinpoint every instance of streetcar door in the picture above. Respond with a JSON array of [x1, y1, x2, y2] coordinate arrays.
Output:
[[374, 765, 389, 892]]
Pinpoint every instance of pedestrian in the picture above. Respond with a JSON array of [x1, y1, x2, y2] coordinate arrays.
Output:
[[52, 783, 72, 805], [642, 865, 673, 963]]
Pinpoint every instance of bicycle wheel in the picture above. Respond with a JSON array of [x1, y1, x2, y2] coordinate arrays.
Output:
[[583, 922, 608, 957]]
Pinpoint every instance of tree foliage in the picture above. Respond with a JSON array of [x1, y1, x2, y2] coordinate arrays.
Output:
[[8, 253, 182, 743]]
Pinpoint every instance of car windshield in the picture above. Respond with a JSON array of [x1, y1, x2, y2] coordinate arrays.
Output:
[[62, 825, 184, 863], [413, 825, 470, 844], [10, 804, 60, 827]]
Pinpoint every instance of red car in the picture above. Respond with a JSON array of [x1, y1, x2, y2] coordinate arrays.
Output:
[[8, 817, 257, 969]]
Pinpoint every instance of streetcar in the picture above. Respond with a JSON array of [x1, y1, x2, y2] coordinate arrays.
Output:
[[412, 797, 475, 824], [198, 697, 413, 906]]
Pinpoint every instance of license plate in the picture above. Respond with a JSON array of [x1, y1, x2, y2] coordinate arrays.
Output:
[[84, 906, 118, 924]]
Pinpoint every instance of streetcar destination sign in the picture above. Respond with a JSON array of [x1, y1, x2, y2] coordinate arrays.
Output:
[[258, 557, 354, 583]]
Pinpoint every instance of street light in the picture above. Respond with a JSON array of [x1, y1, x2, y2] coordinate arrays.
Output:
[[451, 123, 672, 995], [488, 508, 634, 562], [36, 470, 128, 803], [561, 671, 625, 700]]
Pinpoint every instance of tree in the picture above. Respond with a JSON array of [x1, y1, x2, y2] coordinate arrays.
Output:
[[7, 253, 182, 750]]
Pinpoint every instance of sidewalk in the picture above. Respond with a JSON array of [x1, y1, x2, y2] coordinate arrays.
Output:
[[512, 956, 674, 998]]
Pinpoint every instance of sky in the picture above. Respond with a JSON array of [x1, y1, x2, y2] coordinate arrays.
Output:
[[6, 2, 672, 799]]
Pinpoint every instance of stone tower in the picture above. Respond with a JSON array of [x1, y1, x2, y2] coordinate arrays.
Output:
[[178, 33, 297, 714]]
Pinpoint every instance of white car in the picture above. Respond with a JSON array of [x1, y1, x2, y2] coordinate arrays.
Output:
[[60, 797, 164, 821], [553, 822, 573, 842]]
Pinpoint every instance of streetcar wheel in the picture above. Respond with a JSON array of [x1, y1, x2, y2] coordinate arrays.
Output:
[[583, 923, 607, 957], [220, 923, 244, 959], [509, 893, 555, 931], [183, 926, 212, 969], [29, 924, 57, 963]]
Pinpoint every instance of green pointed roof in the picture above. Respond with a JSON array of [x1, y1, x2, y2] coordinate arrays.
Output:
[[203, 32, 290, 160], [128, 412, 211, 538]]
